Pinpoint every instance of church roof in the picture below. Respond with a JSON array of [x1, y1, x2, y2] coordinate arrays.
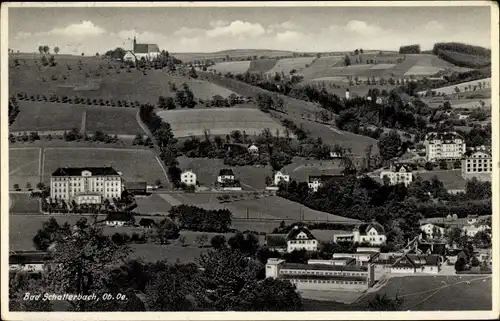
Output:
[[134, 43, 160, 54]]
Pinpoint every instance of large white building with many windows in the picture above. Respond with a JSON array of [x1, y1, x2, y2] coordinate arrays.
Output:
[[50, 167, 123, 204], [380, 164, 413, 186], [461, 151, 492, 181], [424, 132, 466, 162]]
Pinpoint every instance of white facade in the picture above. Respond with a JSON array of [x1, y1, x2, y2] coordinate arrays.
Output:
[[181, 170, 197, 186], [247, 145, 259, 155], [106, 220, 127, 227], [380, 165, 413, 186], [461, 151, 492, 179], [287, 231, 318, 252], [308, 179, 323, 192], [274, 171, 290, 186], [134, 52, 160, 61], [123, 51, 136, 62], [462, 224, 490, 238], [424, 132, 466, 162], [355, 227, 387, 245], [420, 223, 446, 240], [50, 168, 122, 205], [9, 263, 44, 273], [217, 174, 235, 183]]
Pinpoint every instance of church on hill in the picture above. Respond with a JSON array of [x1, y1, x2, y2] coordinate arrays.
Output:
[[123, 36, 160, 62]]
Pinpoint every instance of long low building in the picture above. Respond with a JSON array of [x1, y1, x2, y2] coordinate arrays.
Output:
[[9, 251, 53, 274], [266, 258, 375, 292]]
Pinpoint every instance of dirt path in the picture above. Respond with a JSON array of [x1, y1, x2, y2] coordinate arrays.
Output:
[[80, 107, 87, 136]]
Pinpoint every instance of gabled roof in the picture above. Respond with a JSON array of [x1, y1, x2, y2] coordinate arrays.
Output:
[[392, 253, 440, 268], [417, 243, 446, 256], [52, 167, 120, 177], [425, 131, 463, 142], [105, 212, 134, 222], [308, 174, 344, 183], [286, 226, 316, 240], [219, 168, 235, 176], [134, 43, 160, 54], [356, 221, 385, 235]]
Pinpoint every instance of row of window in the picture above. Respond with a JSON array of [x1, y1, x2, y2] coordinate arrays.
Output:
[[289, 240, 315, 244], [53, 177, 120, 181], [281, 269, 366, 276], [287, 278, 366, 285]]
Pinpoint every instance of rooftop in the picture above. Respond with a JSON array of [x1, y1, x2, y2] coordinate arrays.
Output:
[[279, 274, 367, 282], [105, 212, 135, 222], [52, 167, 120, 177], [10, 251, 52, 264], [134, 43, 160, 54], [219, 168, 235, 176], [281, 262, 367, 272]]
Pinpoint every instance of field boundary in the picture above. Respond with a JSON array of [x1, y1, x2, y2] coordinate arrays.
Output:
[[155, 156, 170, 183], [80, 107, 87, 135]]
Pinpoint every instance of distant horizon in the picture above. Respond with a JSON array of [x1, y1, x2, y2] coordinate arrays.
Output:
[[8, 6, 491, 55]]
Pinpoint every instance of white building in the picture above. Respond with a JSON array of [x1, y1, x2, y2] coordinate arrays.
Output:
[[123, 50, 136, 62], [180, 170, 197, 186], [131, 36, 160, 61], [461, 151, 492, 181], [334, 221, 387, 246], [9, 251, 52, 274], [50, 167, 122, 205], [266, 226, 319, 253], [380, 164, 413, 186], [105, 212, 134, 227], [462, 224, 490, 238], [247, 144, 259, 155], [424, 132, 466, 162], [265, 258, 375, 292], [345, 89, 350, 100], [390, 254, 441, 274], [217, 168, 235, 183], [419, 223, 446, 240], [273, 171, 290, 186]]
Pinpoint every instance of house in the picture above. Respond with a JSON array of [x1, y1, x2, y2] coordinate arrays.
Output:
[[332, 248, 380, 266], [50, 166, 123, 205], [461, 151, 492, 181], [462, 224, 490, 238], [308, 174, 344, 192], [124, 181, 147, 195], [345, 89, 350, 100], [180, 170, 197, 186], [131, 36, 160, 61], [123, 50, 136, 62], [247, 144, 259, 155], [424, 132, 466, 162], [390, 254, 441, 274], [308, 257, 356, 267], [419, 223, 446, 240], [9, 251, 53, 274], [105, 212, 135, 227], [466, 215, 479, 225], [333, 221, 387, 246], [265, 258, 375, 292], [458, 114, 469, 120], [273, 171, 290, 186], [266, 226, 319, 253], [380, 163, 413, 186], [217, 168, 235, 183], [415, 242, 446, 257]]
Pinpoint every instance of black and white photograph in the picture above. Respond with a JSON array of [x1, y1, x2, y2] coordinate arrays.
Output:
[[2, 1, 498, 318]]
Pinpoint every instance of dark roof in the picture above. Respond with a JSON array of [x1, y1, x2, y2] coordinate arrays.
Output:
[[105, 212, 134, 222], [219, 168, 235, 176], [266, 234, 287, 247], [286, 226, 316, 240], [392, 163, 412, 172], [356, 221, 385, 235], [281, 262, 367, 272], [392, 254, 440, 268], [52, 167, 120, 177], [425, 131, 463, 142], [124, 181, 147, 190], [134, 43, 160, 54], [10, 251, 52, 264]]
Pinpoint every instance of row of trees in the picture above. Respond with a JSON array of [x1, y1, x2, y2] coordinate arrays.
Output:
[[37, 45, 59, 55], [399, 44, 421, 54], [14, 92, 144, 109], [168, 205, 232, 233]]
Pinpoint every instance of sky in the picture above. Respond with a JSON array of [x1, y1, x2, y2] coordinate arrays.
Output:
[[8, 5, 492, 55]]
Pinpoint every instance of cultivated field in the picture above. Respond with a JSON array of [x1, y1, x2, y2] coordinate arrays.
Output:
[[207, 61, 251, 74], [300, 56, 345, 79], [9, 193, 41, 214], [10, 59, 237, 104], [363, 275, 492, 311], [173, 49, 296, 62], [9, 101, 85, 133], [9, 148, 41, 188], [42, 147, 167, 184], [84, 106, 143, 136], [265, 57, 316, 75], [418, 78, 491, 95], [416, 169, 467, 191], [246, 59, 278, 73], [134, 194, 173, 214], [176, 156, 272, 189], [156, 108, 290, 138]]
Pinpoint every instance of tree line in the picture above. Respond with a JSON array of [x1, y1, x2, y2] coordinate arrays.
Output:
[[399, 44, 421, 54]]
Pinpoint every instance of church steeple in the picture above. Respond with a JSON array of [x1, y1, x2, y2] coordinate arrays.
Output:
[[133, 35, 137, 48]]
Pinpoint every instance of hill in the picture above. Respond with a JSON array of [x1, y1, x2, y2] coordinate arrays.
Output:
[[432, 42, 491, 69]]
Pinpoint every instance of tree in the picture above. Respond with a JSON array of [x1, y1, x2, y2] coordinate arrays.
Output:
[[54, 46, 60, 54], [38, 46, 44, 54], [472, 231, 491, 249], [466, 178, 491, 200], [13, 183, 20, 190], [44, 218, 132, 311], [439, 159, 448, 170], [454, 257, 466, 272], [43, 45, 50, 54], [424, 162, 434, 171], [210, 235, 227, 249], [446, 227, 463, 247], [156, 218, 180, 244], [368, 293, 404, 311], [189, 67, 198, 79], [235, 278, 303, 311], [265, 175, 273, 186], [26, 182, 32, 190], [9, 272, 53, 311], [344, 55, 351, 66], [470, 256, 480, 267], [377, 130, 402, 161]]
